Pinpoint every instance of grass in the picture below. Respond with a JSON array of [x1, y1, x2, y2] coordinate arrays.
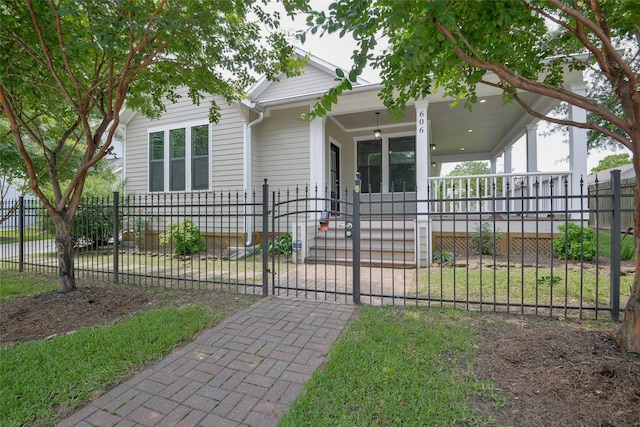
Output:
[[280, 306, 504, 426], [0, 270, 262, 427], [0, 305, 217, 426], [0, 228, 54, 244], [597, 230, 635, 260], [7, 251, 297, 286], [0, 270, 58, 301], [419, 266, 633, 309]]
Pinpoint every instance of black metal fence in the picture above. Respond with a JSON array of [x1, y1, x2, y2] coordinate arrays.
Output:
[[0, 171, 633, 320]]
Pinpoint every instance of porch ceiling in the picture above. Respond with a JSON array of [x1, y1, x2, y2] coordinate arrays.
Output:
[[329, 91, 555, 162]]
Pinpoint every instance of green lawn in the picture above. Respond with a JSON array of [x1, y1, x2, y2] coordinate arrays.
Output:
[[0, 270, 58, 301], [0, 271, 261, 427], [0, 228, 54, 244], [280, 306, 504, 426], [0, 305, 215, 426], [419, 265, 633, 310]]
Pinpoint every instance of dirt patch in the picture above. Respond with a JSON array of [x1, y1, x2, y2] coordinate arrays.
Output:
[[471, 314, 640, 426], [0, 284, 261, 344], [1, 283, 639, 426]]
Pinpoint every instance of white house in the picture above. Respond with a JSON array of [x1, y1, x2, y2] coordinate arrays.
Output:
[[120, 49, 589, 265]]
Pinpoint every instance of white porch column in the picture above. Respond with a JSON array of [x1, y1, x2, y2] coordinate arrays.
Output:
[[503, 145, 513, 174], [415, 100, 430, 211], [568, 82, 589, 218], [526, 123, 538, 212], [526, 123, 538, 172], [414, 100, 431, 267], [310, 116, 326, 209], [491, 158, 498, 174]]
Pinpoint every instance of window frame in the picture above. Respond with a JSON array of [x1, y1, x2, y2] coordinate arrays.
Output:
[[147, 121, 211, 192], [354, 131, 416, 194]]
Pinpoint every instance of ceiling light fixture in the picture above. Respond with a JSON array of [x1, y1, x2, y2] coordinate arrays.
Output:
[[373, 112, 382, 139]]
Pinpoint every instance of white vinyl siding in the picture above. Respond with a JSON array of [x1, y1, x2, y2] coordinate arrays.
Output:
[[124, 88, 244, 194], [253, 106, 310, 190], [255, 65, 339, 102]]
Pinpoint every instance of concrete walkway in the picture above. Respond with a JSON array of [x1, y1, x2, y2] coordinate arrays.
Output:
[[58, 297, 357, 427]]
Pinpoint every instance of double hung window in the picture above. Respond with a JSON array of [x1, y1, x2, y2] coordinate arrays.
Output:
[[149, 123, 210, 192]]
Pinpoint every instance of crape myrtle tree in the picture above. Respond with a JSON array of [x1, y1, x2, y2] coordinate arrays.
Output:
[[0, 116, 89, 224], [301, 0, 640, 352], [0, 0, 304, 293]]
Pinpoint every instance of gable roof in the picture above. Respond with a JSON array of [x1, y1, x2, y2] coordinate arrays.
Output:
[[245, 47, 369, 108]]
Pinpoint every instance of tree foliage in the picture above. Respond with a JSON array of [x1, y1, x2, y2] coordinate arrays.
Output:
[[448, 161, 491, 177], [302, 1, 640, 352], [1, 0, 303, 291], [590, 153, 632, 174]]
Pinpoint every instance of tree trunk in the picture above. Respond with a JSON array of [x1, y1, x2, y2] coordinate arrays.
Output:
[[614, 174, 640, 353], [53, 216, 76, 293]]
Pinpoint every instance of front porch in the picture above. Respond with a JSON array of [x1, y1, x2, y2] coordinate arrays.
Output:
[[289, 169, 589, 268]]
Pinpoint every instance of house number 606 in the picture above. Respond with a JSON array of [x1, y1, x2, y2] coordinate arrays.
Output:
[[418, 110, 425, 134]]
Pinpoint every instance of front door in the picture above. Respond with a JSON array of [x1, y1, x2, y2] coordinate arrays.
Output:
[[330, 143, 340, 214]]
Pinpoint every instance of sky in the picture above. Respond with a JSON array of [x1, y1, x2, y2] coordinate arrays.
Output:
[[276, 1, 631, 176]]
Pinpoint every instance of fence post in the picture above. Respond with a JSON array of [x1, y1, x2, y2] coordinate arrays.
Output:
[[18, 196, 24, 272], [353, 173, 361, 305], [113, 192, 119, 284], [610, 170, 621, 322], [262, 179, 269, 296]]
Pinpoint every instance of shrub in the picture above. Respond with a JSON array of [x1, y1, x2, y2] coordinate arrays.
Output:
[[38, 197, 121, 249], [553, 223, 596, 261], [160, 219, 205, 255], [620, 240, 634, 261], [470, 222, 501, 255], [433, 250, 454, 264], [256, 232, 293, 255], [72, 202, 117, 248]]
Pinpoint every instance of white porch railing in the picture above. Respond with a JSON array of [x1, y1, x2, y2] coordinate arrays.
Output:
[[427, 171, 575, 215]]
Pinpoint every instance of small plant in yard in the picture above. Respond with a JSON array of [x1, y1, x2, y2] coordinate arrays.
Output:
[[470, 222, 501, 255], [160, 219, 205, 255], [256, 232, 293, 255], [553, 223, 596, 261], [621, 241, 634, 261], [433, 249, 455, 264], [133, 217, 149, 248], [538, 275, 561, 285]]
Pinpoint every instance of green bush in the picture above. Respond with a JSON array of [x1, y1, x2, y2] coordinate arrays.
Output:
[[620, 240, 634, 261], [470, 222, 501, 255], [72, 201, 117, 248], [553, 223, 596, 261], [160, 219, 205, 255], [38, 197, 121, 249], [256, 232, 293, 255], [433, 250, 454, 264]]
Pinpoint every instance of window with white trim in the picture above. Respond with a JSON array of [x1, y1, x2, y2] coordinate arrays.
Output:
[[356, 134, 416, 193], [149, 123, 210, 192]]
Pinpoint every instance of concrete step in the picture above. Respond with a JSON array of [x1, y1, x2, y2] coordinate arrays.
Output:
[[309, 247, 415, 262], [305, 256, 416, 269]]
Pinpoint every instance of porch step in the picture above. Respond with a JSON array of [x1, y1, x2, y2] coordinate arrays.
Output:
[[305, 257, 416, 269], [306, 220, 416, 267]]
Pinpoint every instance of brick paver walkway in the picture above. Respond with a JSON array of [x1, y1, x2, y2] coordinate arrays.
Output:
[[58, 297, 356, 427]]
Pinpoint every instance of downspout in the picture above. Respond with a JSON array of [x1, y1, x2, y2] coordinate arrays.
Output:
[[244, 105, 265, 246]]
